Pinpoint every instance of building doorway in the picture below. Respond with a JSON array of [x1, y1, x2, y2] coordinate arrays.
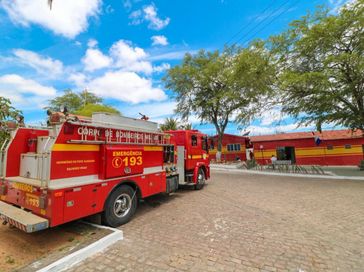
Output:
[[276, 146, 296, 163]]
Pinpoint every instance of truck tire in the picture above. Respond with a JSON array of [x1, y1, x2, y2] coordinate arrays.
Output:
[[102, 185, 137, 227], [195, 168, 205, 190]]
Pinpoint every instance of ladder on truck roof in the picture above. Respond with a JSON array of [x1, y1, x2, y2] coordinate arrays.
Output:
[[69, 113, 171, 146]]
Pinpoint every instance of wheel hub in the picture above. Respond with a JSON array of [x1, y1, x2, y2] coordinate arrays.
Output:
[[114, 193, 132, 218]]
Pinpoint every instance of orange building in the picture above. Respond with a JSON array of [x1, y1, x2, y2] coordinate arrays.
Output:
[[250, 129, 364, 166], [209, 134, 251, 161]]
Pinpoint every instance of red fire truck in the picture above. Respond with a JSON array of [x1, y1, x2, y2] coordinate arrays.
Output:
[[0, 112, 210, 232]]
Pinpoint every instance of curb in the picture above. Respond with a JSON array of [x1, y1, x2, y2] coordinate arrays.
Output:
[[211, 167, 364, 181], [37, 223, 123, 272]]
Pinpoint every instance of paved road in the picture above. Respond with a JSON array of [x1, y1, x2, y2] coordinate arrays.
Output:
[[70, 170, 364, 272]]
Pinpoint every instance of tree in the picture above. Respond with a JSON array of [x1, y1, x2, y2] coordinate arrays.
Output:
[[48, 89, 103, 113], [160, 118, 179, 131], [269, 0, 364, 131], [74, 104, 120, 117], [0, 97, 21, 145], [180, 123, 193, 130], [47, 89, 118, 117], [164, 45, 276, 161], [48, 89, 83, 112], [79, 89, 103, 106]]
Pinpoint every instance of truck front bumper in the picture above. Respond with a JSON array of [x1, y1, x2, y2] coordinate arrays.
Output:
[[0, 201, 49, 233]]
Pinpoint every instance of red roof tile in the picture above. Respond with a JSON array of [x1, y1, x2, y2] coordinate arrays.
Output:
[[250, 129, 364, 142]]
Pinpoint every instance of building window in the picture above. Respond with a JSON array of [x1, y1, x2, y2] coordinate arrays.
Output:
[[345, 144, 351, 149], [327, 145, 334, 150], [227, 143, 241, 152]]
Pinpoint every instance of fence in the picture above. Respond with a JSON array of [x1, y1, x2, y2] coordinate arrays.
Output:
[[253, 163, 326, 175]]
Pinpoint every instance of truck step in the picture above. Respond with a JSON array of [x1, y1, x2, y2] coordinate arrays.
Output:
[[0, 201, 48, 233]]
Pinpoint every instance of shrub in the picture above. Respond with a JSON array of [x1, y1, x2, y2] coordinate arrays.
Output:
[[246, 159, 257, 169]]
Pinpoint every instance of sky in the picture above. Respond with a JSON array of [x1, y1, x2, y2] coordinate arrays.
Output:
[[0, 0, 351, 136]]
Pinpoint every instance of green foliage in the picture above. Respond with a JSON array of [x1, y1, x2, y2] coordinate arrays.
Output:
[[47, 89, 119, 117], [0, 97, 21, 145], [0, 97, 20, 120], [180, 123, 193, 130], [269, 0, 364, 130], [48, 89, 102, 113], [159, 118, 194, 131], [160, 118, 179, 131], [74, 104, 120, 117], [246, 159, 258, 169], [164, 44, 276, 152]]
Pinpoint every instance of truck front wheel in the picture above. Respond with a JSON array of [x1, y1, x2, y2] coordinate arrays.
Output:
[[102, 185, 137, 227], [195, 168, 205, 190]]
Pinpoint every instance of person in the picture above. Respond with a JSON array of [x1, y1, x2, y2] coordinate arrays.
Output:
[[271, 155, 277, 169], [249, 150, 254, 161]]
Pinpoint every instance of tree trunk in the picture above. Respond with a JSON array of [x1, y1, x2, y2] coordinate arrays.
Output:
[[216, 132, 224, 162]]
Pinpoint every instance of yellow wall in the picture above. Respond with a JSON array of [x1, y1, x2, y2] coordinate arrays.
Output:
[[254, 145, 362, 159]]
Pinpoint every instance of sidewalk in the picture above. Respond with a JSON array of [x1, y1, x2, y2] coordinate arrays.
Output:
[[211, 163, 364, 181]]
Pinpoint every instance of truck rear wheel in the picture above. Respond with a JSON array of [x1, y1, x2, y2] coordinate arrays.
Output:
[[195, 169, 205, 190], [102, 185, 137, 228]]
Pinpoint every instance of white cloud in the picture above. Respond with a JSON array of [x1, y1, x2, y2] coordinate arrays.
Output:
[[82, 48, 112, 72], [110, 40, 153, 74], [122, 101, 177, 119], [88, 70, 167, 104], [129, 4, 170, 30], [153, 63, 170, 73], [80, 39, 170, 75], [0, 74, 57, 109], [1, 0, 101, 39], [68, 73, 87, 87], [13, 49, 64, 77], [243, 123, 316, 136], [87, 39, 98, 48], [143, 4, 170, 30], [148, 49, 198, 61], [110, 40, 147, 64], [260, 108, 284, 126], [151, 35, 169, 46], [129, 10, 143, 25]]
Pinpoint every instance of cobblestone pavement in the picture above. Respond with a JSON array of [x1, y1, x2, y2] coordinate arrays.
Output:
[[70, 170, 364, 272]]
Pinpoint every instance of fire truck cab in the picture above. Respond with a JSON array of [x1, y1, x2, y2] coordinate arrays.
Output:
[[0, 113, 210, 232], [167, 130, 210, 190]]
